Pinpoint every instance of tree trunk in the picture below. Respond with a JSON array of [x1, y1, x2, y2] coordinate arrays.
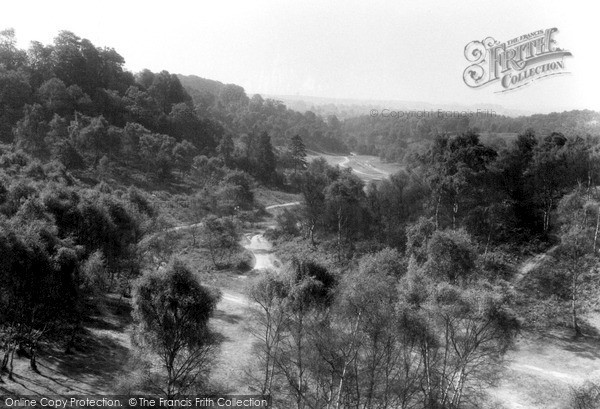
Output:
[[8, 348, 15, 381], [309, 221, 316, 247], [1, 349, 9, 370], [593, 205, 600, 255], [452, 201, 458, 230], [572, 271, 581, 337], [337, 206, 343, 262], [434, 196, 441, 230], [30, 348, 38, 372], [334, 314, 361, 409]]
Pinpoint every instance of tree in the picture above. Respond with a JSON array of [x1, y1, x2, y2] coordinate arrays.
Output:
[[75, 116, 120, 166], [324, 170, 366, 258], [524, 188, 600, 336], [216, 133, 234, 166], [173, 140, 198, 175], [13, 104, 49, 157], [0, 29, 27, 70], [201, 215, 239, 268], [132, 259, 220, 398], [418, 131, 496, 231], [147, 71, 191, 114], [139, 133, 176, 180], [37, 78, 73, 116], [415, 284, 518, 408], [290, 135, 307, 174], [246, 258, 336, 409], [319, 249, 420, 409], [255, 131, 276, 183], [0, 68, 32, 142], [169, 103, 214, 151], [246, 270, 289, 395], [423, 229, 477, 283], [526, 134, 590, 233]]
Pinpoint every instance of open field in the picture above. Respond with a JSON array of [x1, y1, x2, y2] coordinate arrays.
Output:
[[307, 152, 404, 182]]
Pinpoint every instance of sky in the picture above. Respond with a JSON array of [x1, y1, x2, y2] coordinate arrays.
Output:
[[2, 0, 598, 114]]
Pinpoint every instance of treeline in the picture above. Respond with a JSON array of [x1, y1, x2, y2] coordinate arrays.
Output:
[[0, 29, 317, 187], [342, 109, 600, 162], [179, 74, 348, 153], [284, 130, 599, 253], [273, 128, 600, 335]]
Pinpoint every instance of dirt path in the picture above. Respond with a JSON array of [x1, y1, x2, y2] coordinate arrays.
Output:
[[489, 246, 600, 409], [210, 203, 293, 393], [338, 153, 395, 182], [514, 246, 557, 285], [265, 201, 301, 211]]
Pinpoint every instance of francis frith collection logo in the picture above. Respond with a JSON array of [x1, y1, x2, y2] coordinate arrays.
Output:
[[463, 28, 572, 92]]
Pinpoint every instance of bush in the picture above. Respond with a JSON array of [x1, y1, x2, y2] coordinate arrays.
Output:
[[571, 379, 600, 409]]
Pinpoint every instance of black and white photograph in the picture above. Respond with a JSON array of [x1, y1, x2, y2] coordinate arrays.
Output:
[[0, 1, 599, 408]]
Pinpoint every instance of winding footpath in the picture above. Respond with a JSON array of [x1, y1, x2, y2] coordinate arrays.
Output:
[[211, 202, 299, 392]]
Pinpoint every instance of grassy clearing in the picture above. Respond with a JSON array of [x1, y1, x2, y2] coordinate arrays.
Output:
[[308, 152, 403, 183]]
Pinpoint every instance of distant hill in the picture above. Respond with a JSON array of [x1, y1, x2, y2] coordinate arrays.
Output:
[[177, 74, 228, 96], [177, 74, 349, 153], [258, 94, 534, 119]]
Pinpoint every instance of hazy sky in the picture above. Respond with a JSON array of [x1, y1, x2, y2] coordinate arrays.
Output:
[[2, 0, 598, 113]]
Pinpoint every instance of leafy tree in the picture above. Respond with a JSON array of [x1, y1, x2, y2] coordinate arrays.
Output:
[[324, 170, 366, 257], [215, 170, 254, 213], [255, 131, 277, 182], [147, 71, 191, 114], [297, 158, 333, 245], [0, 29, 27, 70], [139, 133, 176, 180], [423, 229, 477, 283], [123, 86, 162, 130], [169, 103, 214, 151], [418, 131, 496, 230], [132, 259, 220, 398], [414, 283, 518, 408], [216, 133, 234, 165], [218, 84, 249, 110], [191, 155, 226, 187], [13, 104, 49, 157], [75, 116, 120, 166], [173, 140, 198, 175], [246, 270, 289, 395], [289, 134, 307, 173], [201, 215, 239, 268], [367, 171, 429, 249], [0, 68, 32, 141], [526, 134, 591, 232]]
